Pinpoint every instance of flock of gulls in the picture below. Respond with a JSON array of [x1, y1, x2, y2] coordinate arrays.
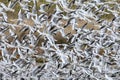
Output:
[[0, 0, 120, 80]]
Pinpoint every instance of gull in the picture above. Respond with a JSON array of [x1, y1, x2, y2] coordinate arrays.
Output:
[[67, 35, 74, 43], [31, 15, 41, 25], [1, 26, 9, 33], [81, 23, 88, 31], [45, 34, 55, 45], [19, 26, 29, 32], [58, 0, 74, 12], [64, 17, 74, 28], [28, 34, 36, 46], [39, 13, 46, 20], [93, 0, 101, 3], [95, 5, 105, 12], [32, 1, 37, 15], [50, 28, 59, 35], [59, 27, 65, 37], [0, 45, 10, 63], [71, 18, 77, 30], [17, 9, 23, 24], [0, 2, 14, 11], [26, 11, 36, 19], [61, 63, 70, 68], [34, 35, 42, 47], [17, 48, 24, 59], [55, 5, 63, 13], [105, 75, 113, 80], [14, 58, 28, 68], [61, 14, 69, 20], [19, 2, 29, 11], [23, 0, 31, 2], [49, 25, 56, 31], [50, 14, 59, 25], [32, 64, 46, 76], [9, 29, 15, 36], [58, 0, 68, 7], [45, 0, 57, 4], [15, 39, 21, 47], [68, 0, 75, 8], [10, 48, 18, 59], [52, 17, 62, 24], [39, 4, 48, 13], [8, 0, 18, 9], [0, 7, 4, 12], [65, 32, 71, 37], [112, 16, 116, 22], [42, 38, 49, 47], [1, 12, 8, 22], [74, 0, 83, 6], [96, 19, 104, 24]]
